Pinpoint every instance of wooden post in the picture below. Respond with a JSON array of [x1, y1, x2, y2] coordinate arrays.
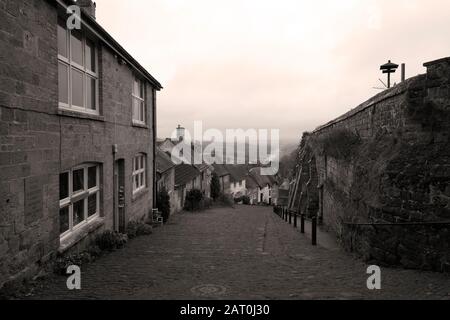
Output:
[[289, 211, 292, 224], [300, 214, 305, 234], [293, 213, 297, 228], [312, 216, 317, 246]]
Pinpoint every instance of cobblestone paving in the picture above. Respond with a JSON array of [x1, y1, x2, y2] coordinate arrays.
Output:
[[30, 206, 450, 300]]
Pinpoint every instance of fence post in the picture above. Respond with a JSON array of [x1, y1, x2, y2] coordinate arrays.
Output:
[[312, 216, 317, 246], [289, 211, 292, 224], [300, 214, 305, 234], [294, 213, 297, 228]]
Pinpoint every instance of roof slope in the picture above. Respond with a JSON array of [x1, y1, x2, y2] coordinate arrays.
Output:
[[248, 167, 276, 187], [175, 164, 200, 187], [212, 164, 230, 177], [225, 165, 250, 183], [156, 149, 175, 174]]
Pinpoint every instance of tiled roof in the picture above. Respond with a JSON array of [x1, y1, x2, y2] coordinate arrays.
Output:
[[175, 164, 200, 187], [248, 167, 276, 188], [225, 165, 250, 183], [212, 164, 230, 177], [245, 175, 259, 189], [156, 149, 175, 174]]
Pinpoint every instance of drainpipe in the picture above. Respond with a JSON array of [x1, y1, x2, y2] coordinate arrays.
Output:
[[152, 88, 157, 208]]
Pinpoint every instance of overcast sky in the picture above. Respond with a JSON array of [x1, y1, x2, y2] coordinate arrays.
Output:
[[95, 0, 450, 142]]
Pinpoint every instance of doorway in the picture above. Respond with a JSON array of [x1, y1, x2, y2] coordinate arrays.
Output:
[[114, 159, 126, 233]]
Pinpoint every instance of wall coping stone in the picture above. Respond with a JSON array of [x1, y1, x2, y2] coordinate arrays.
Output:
[[313, 75, 428, 135]]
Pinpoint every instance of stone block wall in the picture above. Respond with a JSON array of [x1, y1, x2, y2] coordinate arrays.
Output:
[[290, 57, 450, 271]]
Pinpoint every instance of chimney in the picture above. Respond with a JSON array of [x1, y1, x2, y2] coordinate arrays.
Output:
[[401, 63, 406, 82], [176, 125, 185, 142], [77, 0, 96, 19]]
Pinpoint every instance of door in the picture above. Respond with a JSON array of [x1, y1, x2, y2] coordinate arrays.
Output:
[[114, 159, 126, 233]]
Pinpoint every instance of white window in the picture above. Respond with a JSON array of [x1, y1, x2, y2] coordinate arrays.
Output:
[[57, 17, 99, 114], [59, 164, 100, 238], [132, 77, 146, 124], [133, 154, 147, 193]]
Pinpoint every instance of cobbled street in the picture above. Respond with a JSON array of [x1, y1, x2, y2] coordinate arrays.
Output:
[[31, 206, 450, 300]]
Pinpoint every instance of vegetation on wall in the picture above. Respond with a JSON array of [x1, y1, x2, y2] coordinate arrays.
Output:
[[312, 128, 361, 160]]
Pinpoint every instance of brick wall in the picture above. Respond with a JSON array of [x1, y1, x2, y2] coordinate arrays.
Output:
[[290, 58, 450, 272], [0, 0, 157, 289]]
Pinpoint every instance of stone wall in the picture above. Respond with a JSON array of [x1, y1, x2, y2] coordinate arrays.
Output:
[[0, 0, 157, 289], [289, 57, 450, 272]]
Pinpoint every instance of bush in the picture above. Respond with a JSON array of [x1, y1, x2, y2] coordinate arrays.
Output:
[[184, 189, 204, 211], [95, 230, 128, 252], [157, 188, 171, 223], [242, 196, 251, 205], [200, 197, 213, 210], [216, 194, 234, 207], [210, 173, 221, 201], [54, 252, 94, 275], [127, 221, 153, 239]]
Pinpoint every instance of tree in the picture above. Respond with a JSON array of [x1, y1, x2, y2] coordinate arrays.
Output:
[[185, 189, 204, 211], [210, 172, 221, 201], [157, 188, 171, 223]]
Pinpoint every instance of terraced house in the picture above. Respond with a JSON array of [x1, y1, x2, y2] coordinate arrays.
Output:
[[0, 0, 162, 289]]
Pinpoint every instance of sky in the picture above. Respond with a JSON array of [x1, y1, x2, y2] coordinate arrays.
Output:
[[95, 0, 450, 143]]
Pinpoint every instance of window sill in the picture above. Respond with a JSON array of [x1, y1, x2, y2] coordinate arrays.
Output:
[[132, 188, 150, 202], [58, 109, 105, 122], [59, 217, 105, 254], [132, 121, 149, 129]]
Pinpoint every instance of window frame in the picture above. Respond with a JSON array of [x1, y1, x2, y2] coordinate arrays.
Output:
[[132, 154, 147, 194], [59, 164, 101, 239], [57, 18, 99, 115], [132, 76, 146, 125]]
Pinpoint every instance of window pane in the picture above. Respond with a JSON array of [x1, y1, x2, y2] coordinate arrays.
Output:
[[73, 199, 85, 226], [71, 29, 83, 66], [73, 168, 84, 192], [57, 19, 68, 58], [140, 172, 145, 187], [59, 172, 69, 200], [132, 98, 139, 121], [133, 79, 139, 96], [140, 102, 145, 122], [58, 63, 69, 104], [88, 193, 97, 217], [140, 82, 144, 99], [85, 38, 95, 72], [135, 157, 139, 171], [88, 166, 97, 189], [59, 207, 70, 234], [134, 176, 139, 190], [86, 76, 96, 110], [71, 69, 84, 107]]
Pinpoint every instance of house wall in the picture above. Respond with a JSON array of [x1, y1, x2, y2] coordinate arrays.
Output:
[[157, 168, 176, 214], [0, 0, 156, 289], [219, 175, 231, 194], [230, 179, 247, 198]]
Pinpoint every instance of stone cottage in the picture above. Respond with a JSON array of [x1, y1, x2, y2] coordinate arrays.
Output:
[[0, 0, 162, 289]]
